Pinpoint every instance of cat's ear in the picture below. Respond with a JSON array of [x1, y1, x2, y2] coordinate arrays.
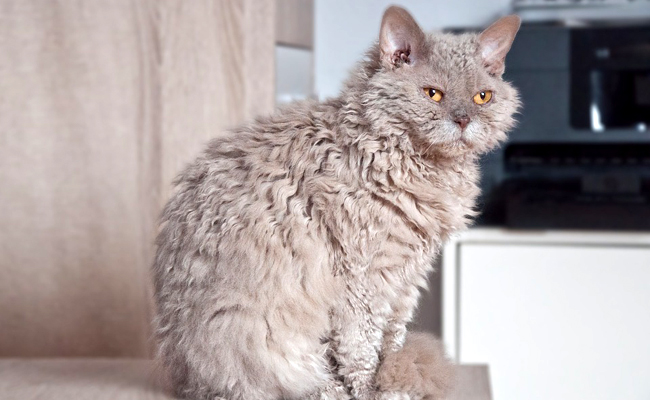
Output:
[[379, 6, 426, 70], [478, 15, 521, 76]]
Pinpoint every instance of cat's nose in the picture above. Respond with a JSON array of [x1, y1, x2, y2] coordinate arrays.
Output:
[[454, 115, 470, 131]]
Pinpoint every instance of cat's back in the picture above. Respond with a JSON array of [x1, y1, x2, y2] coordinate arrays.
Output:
[[155, 100, 341, 278], [154, 98, 336, 302], [152, 100, 344, 399]]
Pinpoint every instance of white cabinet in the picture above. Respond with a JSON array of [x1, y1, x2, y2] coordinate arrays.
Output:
[[442, 230, 650, 400]]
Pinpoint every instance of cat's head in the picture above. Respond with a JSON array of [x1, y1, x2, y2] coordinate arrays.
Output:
[[350, 6, 521, 159]]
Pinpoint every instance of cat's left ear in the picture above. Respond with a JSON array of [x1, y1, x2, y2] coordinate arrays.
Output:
[[379, 6, 426, 70], [478, 15, 521, 76]]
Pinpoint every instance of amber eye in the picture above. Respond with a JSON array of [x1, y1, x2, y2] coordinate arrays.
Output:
[[424, 88, 443, 102], [473, 90, 493, 105]]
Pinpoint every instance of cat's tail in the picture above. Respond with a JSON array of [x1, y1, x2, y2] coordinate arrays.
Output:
[[376, 332, 456, 400]]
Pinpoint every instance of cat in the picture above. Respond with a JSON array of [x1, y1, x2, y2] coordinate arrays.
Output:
[[152, 6, 520, 400]]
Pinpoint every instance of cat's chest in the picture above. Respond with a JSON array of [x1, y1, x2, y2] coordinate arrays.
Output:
[[380, 165, 478, 244], [319, 157, 478, 274], [428, 166, 480, 234]]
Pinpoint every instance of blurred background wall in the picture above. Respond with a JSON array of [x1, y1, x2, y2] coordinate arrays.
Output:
[[0, 0, 275, 357]]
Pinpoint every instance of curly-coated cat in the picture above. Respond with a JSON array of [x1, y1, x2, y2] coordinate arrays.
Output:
[[153, 6, 520, 400]]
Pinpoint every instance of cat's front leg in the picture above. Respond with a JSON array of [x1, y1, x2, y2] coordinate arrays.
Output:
[[381, 317, 408, 355], [333, 329, 412, 400], [377, 392, 411, 400], [381, 285, 420, 356], [375, 306, 416, 400], [305, 379, 351, 400], [330, 297, 384, 400]]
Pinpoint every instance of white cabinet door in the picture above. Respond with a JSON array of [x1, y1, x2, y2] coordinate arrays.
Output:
[[458, 243, 650, 400]]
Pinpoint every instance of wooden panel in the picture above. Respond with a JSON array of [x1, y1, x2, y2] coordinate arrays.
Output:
[[0, 0, 275, 357], [0, 0, 155, 358], [244, 1, 276, 119], [276, 0, 313, 48], [158, 0, 275, 199], [0, 359, 174, 400]]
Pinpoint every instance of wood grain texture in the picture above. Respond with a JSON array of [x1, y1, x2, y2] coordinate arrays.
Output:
[[0, 359, 491, 400], [158, 0, 276, 200], [276, 0, 314, 49], [0, 0, 275, 357], [0, 359, 174, 400], [0, 0, 155, 358]]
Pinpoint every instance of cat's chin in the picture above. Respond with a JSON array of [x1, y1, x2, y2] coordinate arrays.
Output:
[[456, 124, 498, 155], [425, 140, 473, 160], [428, 134, 492, 160], [429, 123, 486, 157]]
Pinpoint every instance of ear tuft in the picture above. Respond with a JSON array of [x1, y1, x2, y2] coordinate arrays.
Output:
[[478, 15, 521, 76], [379, 6, 425, 70]]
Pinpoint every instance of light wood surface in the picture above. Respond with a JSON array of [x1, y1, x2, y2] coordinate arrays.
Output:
[[158, 0, 276, 201], [0, 359, 491, 400], [0, 0, 275, 357], [0, 359, 173, 400], [449, 364, 493, 400], [276, 0, 314, 48]]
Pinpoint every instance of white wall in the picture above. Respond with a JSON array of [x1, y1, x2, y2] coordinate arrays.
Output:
[[314, 0, 513, 99]]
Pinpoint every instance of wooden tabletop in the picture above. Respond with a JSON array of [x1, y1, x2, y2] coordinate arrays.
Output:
[[0, 359, 490, 400]]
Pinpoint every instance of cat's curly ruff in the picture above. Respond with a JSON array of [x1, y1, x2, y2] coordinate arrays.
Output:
[[152, 6, 519, 400]]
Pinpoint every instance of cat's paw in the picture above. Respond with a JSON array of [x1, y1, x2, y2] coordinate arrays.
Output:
[[350, 387, 376, 400], [377, 391, 411, 400], [324, 385, 352, 400], [305, 381, 352, 400]]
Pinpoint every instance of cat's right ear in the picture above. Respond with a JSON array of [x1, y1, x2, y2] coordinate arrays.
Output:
[[379, 6, 426, 70], [478, 15, 521, 76]]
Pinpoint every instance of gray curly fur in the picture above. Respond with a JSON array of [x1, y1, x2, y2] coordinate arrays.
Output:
[[152, 6, 520, 400]]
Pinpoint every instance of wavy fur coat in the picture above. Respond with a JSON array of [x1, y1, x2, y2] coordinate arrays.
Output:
[[153, 6, 520, 400]]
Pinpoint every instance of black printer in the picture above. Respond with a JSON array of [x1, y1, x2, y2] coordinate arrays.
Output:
[[477, 22, 650, 230]]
